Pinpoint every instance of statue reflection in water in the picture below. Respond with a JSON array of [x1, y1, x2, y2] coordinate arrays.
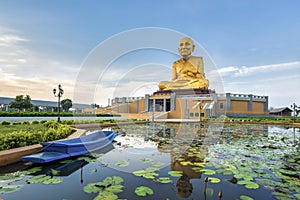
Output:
[[157, 132, 208, 198]]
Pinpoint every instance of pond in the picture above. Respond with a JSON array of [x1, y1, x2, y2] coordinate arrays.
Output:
[[0, 123, 299, 200]]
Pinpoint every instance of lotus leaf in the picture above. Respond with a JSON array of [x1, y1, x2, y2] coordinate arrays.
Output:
[[84, 176, 124, 198], [26, 175, 50, 184], [106, 185, 124, 193], [77, 156, 97, 163], [102, 176, 124, 185], [0, 185, 23, 194], [157, 177, 171, 184], [84, 183, 103, 194], [272, 191, 294, 200], [115, 160, 130, 167], [180, 161, 193, 166], [168, 171, 183, 177], [22, 167, 43, 174], [245, 182, 259, 189], [89, 153, 104, 158], [208, 177, 221, 183], [240, 195, 254, 200], [234, 174, 253, 181], [50, 168, 60, 176], [133, 168, 159, 179], [193, 162, 205, 167], [42, 177, 62, 185], [279, 168, 297, 176], [94, 191, 118, 200], [200, 169, 216, 175], [59, 160, 72, 164], [0, 172, 24, 183], [134, 186, 154, 197], [140, 158, 153, 163], [192, 167, 202, 173], [152, 162, 164, 167], [255, 178, 279, 186]]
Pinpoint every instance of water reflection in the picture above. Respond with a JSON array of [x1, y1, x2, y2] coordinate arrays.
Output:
[[1, 123, 299, 200]]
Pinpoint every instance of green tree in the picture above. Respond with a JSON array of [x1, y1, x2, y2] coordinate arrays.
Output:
[[61, 98, 72, 111], [9, 95, 33, 111]]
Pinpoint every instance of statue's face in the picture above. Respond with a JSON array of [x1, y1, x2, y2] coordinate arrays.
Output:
[[178, 38, 195, 58]]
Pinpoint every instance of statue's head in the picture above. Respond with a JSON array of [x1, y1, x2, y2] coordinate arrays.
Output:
[[178, 37, 195, 59]]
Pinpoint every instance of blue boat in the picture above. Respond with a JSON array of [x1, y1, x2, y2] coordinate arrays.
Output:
[[21, 130, 118, 163]]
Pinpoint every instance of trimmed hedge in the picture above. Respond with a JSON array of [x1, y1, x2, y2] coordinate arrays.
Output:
[[0, 121, 73, 151], [0, 111, 121, 117]]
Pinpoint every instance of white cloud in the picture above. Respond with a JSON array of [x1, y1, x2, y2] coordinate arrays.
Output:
[[218, 61, 300, 77]]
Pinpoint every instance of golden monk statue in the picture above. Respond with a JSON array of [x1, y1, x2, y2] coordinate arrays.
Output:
[[158, 37, 209, 90]]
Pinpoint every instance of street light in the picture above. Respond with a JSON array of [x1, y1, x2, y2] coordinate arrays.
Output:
[[193, 100, 203, 122], [53, 84, 64, 123], [291, 103, 297, 123]]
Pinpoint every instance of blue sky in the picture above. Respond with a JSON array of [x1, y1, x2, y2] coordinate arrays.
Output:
[[0, 0, 299, 108]]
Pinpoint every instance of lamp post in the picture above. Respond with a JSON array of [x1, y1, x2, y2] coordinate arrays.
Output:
[[192, 99, 203, 122], [53, 84, 64, 123], [291, 103, 297, 123]]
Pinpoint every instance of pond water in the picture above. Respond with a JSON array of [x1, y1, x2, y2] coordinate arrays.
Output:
[[0, 123, 299, 200]]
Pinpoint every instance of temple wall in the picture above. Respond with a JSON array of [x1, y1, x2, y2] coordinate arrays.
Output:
[[112, 92, 269, 118], [252, 101, 265, 113]]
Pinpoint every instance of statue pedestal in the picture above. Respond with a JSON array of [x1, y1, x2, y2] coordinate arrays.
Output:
[[153, 88, 215, 95]]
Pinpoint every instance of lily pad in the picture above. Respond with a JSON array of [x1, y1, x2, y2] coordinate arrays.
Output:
[[83, 176, 124, 196], [115, 160, 130, 167], [234, 174, 253, 181], [0, 172, 24, 183], [106, 185, 124, 193], [279, 168, 297, 176], [0, 185, 23, 194], [94, 191, 118, 200], [152, 162, 164, 167], [200, 169, 216, 175], [59, 159, 73, 164], [140, 158, 153, 163], [294, 193, 300, 199], [157, 177, 172, 184], [246, 182, 259, 189], [22, 167, 43, 174], [26, 175, 62, 185], [50, 168, 61, 176], [180, 161, 193, 166], [77, 156, 97, 163], [42, 177, 62, 185], [26, 175, 50, 184], [240, 195, 254, 200], [208, 177, 221, 183], [134, 186, 154, 197], [168, 171, 183, 177], [133, 168, 159, 179]]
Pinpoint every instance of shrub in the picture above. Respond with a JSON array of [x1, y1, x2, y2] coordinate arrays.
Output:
[[32, 120, 40, 124], [62, 119, 75, 125], [22, 121, 30, 125], [1, 120, 10, 125], [12, 122, 22, 125], [43, 120, 59, 128], [40, 120, 47, 124], [0, 122, 73, 150]]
